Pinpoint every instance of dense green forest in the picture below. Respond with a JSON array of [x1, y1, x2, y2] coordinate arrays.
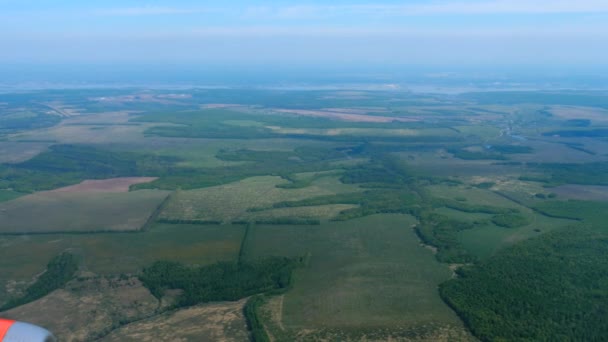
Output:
[[440, 227, 608, 341], [139, 257, 299, 308], [415, 213, 477, 263], [527, 162, 608, 186]]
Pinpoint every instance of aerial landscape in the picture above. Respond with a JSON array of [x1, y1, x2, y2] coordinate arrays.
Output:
[[1, 1, 608, 342]]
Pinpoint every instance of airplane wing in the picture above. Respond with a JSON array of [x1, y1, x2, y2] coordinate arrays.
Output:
[[1, 319, 56, 342]]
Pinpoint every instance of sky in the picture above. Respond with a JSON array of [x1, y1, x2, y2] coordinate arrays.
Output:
[[1, 0, 607, 77]]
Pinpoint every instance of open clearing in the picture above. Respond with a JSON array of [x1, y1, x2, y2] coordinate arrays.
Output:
[[49, 177, 158, 193], [265, 126, 458, 138], [549, 105, 608, 122], [428, 184, 577, 258], [427, 184, 522, 209], [101, 299, 249, 342], [243, 215, 471, 340], [2, 276, 158, 341], [0, 189, 169, 233], [10, 111, 155, 145], [0, 142, 51, 163], [273, 109, 419, 123], [159, 175, 362, 223], [246, 204, 358, 222], [550, 184, 608, 201], [458, 213, 576, 259]]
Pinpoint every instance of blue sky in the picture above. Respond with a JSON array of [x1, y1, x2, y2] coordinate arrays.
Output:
[[1, 0, 607, 68]]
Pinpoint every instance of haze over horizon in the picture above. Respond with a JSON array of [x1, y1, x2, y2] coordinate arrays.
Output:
[[1, 0, 608, 86]]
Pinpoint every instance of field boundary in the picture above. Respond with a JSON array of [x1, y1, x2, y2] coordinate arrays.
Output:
[[140, 191, 174, 232], [492, 191, 582, 221], [238, 223, 251, 264]]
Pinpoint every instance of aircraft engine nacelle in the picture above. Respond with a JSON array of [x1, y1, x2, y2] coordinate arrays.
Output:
[[1, 319, 56, 342]]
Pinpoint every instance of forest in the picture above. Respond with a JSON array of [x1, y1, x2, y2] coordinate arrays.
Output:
[[139, 257, 299, 307], [440, 227, 608, 341]]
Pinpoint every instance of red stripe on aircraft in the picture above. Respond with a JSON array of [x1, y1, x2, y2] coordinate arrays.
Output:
[[0, 319, 15, 341]]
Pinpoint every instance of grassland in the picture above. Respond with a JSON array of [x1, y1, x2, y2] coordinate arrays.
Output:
[[0, 223, 245, 305], [242, 215, 471, 340], [427, 184, 522, 209], [2, 275, 160, 341], [0, 190, 24, 203], [549, 184, 608, 200], [9, 111, 152, 145], [0, 189, 169, 233], [426, 183, 576, 258], [101, 299, 250, 342], [0, 141, 51, 163], [159, 175, 362, 223], [457, 213, 576, 259]]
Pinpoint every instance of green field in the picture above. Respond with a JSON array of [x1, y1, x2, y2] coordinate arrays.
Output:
[[0, 190, 24, 203], [0, 190, 169, 233], [0, 223, 245, 305], [458, 213, 576, 258], [159, 175, 362, 223], [427, 184, 577, 258], [427, 184, 522, 209], [242, 215, 471, 340]]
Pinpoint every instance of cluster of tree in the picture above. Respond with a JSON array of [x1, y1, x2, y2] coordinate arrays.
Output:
[[250, 218, 320, 225], [489, 145, 533, 154], [139, 257, 299, 308], [0, 113, 61, 135], [414, 213, 477, 263], [1, 142, 350, 192], [563, 143, 596, 155], [156, 218, 222, 225], [271, 189, 420, 221], [1, 252, 78, 311], [534, 192, 557, 199], [1, 144, 180, 192], [440, 227, 608, 341], [432, 198, 516, 215], [447, 147, 507, 160], [527, 161, 608, 186], [243, 295, 271, 342], [491, 213, 530, 228], [533, 200, 607, 225], [18, 144, 178, 176], [275, 176, 313, 189]]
